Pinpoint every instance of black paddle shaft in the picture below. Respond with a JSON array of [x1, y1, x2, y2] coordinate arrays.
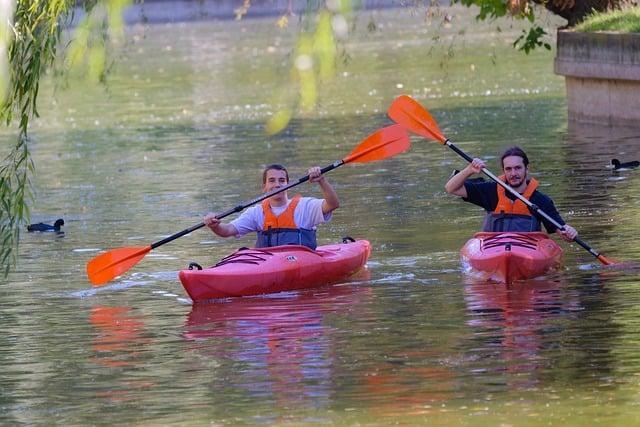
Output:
[[149, 160, 344, 250]]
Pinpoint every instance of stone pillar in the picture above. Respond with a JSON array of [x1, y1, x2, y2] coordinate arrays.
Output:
[[554, 30, 640, 127]]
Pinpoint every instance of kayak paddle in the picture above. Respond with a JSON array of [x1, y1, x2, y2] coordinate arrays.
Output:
[[388, 94, 618, 267], [87, 124, 411, 285]]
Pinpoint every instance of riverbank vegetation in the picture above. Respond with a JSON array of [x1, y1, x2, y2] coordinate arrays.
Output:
[[574, 6, 640, 32]]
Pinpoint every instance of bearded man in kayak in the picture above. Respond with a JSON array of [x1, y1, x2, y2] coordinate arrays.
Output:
[[444, 146, 577, 242], [203, 164, 339, 250]]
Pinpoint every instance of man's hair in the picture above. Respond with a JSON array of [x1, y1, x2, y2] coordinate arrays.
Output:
[[262, 164, 289, 184], [500, 146, 529, 168]]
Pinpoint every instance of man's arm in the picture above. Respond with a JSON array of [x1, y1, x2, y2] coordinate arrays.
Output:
[[309, 166, 339, 215], [535, 194, 578, 242], [445, 158, 486, 197], [203, 213, 239, 237]]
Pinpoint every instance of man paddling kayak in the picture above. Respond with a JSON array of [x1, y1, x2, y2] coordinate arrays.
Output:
[[203, 164, 339, 250], [445, 146, 577, 242]]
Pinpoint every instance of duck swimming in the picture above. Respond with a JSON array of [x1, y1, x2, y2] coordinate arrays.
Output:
[[27, 218, 64, 232], [611, 158, 640, 170]]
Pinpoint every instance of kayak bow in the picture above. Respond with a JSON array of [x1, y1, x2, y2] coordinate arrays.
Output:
[[460, 232, 563, 283]]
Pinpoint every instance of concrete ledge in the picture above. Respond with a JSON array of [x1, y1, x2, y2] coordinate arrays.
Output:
[[554, 30, 640, 127]]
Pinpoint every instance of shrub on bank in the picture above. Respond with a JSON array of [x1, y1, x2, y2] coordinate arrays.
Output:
[[574, 7, 640, 32]]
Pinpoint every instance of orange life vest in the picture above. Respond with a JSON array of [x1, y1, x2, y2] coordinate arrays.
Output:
[[257, 194, 318, 249], [493, 176, 539, 216], [261, 194, 301, 229]]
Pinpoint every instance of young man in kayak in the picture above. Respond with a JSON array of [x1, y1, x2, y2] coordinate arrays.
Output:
[[444, 146, 578, 242], [203, 164, 339, 250]]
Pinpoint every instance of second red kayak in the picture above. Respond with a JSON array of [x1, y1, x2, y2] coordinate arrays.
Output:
[[460, 232, 563, 283], [179, 239, 371, 302]]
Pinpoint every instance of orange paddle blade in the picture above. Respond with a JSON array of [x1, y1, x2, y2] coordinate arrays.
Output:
[[87, 246, 152, 286], [344, 124, 410, 164], [597, 254, 620, 266], [387, 95, 446, 143], [597, 253, 640, 269]]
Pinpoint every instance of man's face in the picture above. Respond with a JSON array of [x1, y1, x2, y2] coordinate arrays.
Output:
[[502, 155, 528, 189], [263, 169, 288, 199]]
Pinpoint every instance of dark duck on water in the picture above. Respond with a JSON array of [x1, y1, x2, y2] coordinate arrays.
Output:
[[27, 218, 64, 233], [611, 159, 640, 170]]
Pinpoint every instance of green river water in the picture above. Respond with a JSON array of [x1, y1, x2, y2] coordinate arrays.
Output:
[[3, 6, 640, 426]]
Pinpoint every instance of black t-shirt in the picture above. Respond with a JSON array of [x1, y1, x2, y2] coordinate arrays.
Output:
[[463, 180, 565, 234]]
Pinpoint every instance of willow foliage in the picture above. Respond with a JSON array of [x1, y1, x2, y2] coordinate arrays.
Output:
[[1, 0, 127, 275], [265, 2, 348, 135]]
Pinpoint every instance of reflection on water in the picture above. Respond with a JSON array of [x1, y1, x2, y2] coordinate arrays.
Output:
[[90, 306, 148, 368], [360, 351, 456, 417], [184, 284, 373, 417], [465, 280, 576, 386], [89, 306, 155, 402], [463, 274, 621, 393]]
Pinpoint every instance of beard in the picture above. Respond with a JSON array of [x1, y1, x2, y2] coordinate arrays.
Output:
[[507, 176, 524, 187]]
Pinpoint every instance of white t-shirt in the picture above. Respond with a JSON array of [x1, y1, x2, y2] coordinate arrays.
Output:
[[230, 197, 332, 237]]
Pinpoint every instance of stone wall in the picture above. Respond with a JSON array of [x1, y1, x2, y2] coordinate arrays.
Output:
[[554, 30, 640, 127]]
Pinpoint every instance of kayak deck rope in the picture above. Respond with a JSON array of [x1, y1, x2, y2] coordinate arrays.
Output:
[[214, 249, 275, 267], [482, 233, 538, 250]]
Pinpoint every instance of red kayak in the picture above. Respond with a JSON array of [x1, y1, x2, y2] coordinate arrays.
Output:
[[460, 232, 563, 283], [179, 239, 371, 302]]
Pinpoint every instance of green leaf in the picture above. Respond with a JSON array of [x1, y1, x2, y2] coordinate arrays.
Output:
[[513, 25, 549, 54]]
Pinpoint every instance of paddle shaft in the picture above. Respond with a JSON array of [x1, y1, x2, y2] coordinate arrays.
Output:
[[149, 161, 344, 250], [150, 128, 406, 250], [443, 139, 605, 260]]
